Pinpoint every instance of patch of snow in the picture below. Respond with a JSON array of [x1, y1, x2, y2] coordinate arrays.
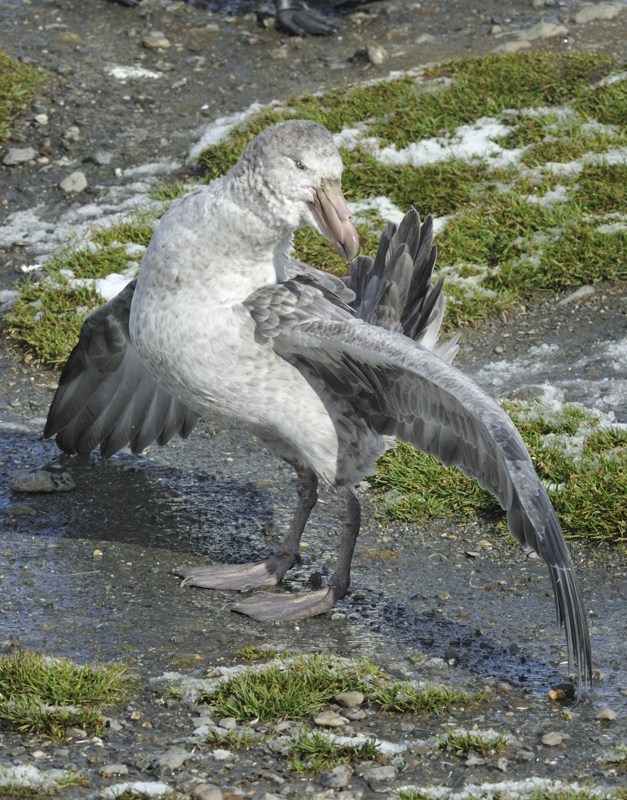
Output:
[[320, 733, 409, 755], [100, 780, 172, 798], [0, 765, 75, 792], [598, 70, 627, 86], [597, 221, 627, 234], [525, 184, 570, 206], [0, 191, 161, 263], [187, 102, 266, 163], [374, 117, 522, 168], [395, 777, 608, 800], [352, 196, 405, 225], [105, 65, 162, 81], [210, 749, 233, 760], [122, 159, 181, 178], [605, 338, 627, 370], [70, 268, 139, 302], [332, 124, 373, 149], [439, 264, 498, 298]]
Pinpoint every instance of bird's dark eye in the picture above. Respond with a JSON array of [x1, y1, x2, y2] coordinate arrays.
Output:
[[295, 160, 306, 170]]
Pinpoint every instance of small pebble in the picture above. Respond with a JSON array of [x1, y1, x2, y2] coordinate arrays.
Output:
[[595, 707, 617, 721], [334, 690, 364, 708], [152, 746, 190, 771], [191, 784, 223, 800], [3, 146, 38, 166], [366, 41, 389, 65], [60, 170, 88, 193], [100, 763, 129, 778], [312, 709, 347, 727], [541, 731, 563, 746], [364, 764, 397, 782], [320, 763, 352, 788], [143, 30, 171, 49]]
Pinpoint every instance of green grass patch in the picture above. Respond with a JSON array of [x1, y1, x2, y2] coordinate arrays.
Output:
[[234, 645, 279, 663], [6, 277, 102, 365], [199, 653, 477, 722], [5, 214, 156, 365], [438, 727, 510, 755], [0, 650, 133, 739], [374, 403, 626, 544], [288, 729, 379, 774], [0, 51, 45, 140]]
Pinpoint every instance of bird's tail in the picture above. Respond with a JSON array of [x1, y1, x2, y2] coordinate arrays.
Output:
[[348, 207, 459, 363]]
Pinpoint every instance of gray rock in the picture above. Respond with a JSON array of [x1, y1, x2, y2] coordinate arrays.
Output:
[[541, 731, 563, 746], [466, 754, 486, 767], [574, 3, 624, 24], [90, 150, 115, 166], [191, 785, 223, 800], [364, 765, 397, 781], [0, 289, 20, 313], [9, 466, 76, 493], [3, 146, 37, 166], [595, 707, 617, 721], [143, 30, 171, 49], [63, 125, 81, 142], [218, 716, 237, 730], [152, 746, 191, 772], [60, 170, 88, 193], [522, 20, 568, 40], [334, 690, 364, 708], [313, 709, 347, 727], [366, 41, 388, 66], [320, 764, 352, 788], [100, 763, 129, 778]]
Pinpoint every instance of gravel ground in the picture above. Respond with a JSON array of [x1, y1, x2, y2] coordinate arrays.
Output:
[[0, 1, 626, 798]]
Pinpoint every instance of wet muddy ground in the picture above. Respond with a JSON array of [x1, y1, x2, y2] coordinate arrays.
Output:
[[0, 0, 626, 797]]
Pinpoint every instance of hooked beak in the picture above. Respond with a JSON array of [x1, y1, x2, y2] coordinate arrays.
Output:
[[310, 178, 360, 262]]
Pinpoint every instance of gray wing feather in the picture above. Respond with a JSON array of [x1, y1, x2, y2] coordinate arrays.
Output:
[[44, 280, 199, 456], [348, 209, 443, 341], [273, 318, 592, 687]]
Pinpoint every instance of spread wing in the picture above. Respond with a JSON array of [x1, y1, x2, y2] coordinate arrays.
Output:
[[244, 287, 592, 687], [44, 280, 199, 456]]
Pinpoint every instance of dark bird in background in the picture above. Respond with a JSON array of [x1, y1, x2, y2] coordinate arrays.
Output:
[[45, 120, 592, 690], [110, 0, 337, 36]]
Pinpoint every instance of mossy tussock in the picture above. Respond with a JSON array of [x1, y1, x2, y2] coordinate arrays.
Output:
[[0, 650, 133, 738], [0, 50, 45, 140]]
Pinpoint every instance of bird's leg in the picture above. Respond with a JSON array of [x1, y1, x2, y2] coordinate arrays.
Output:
[[231, 486, 361, 622], [175, 465, 318, 591]]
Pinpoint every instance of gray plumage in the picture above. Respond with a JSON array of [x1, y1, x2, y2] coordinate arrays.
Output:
[[45, 119, 591, 690]]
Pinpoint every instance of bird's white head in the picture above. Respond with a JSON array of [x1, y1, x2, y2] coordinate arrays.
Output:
[[233, 120, 360, 262]]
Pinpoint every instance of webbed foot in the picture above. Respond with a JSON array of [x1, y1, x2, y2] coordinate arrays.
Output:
[[231, 587, 339, 622], [175, 553, 295, 591]]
